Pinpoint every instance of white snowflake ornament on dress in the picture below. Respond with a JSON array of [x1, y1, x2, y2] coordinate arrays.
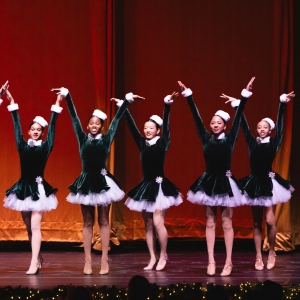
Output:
[[35, 176, 43, 184], [268, 172, 275, 179], [155, 176, 163, 184], [101, 168, 107, 176], [225, 170, 232, 177]]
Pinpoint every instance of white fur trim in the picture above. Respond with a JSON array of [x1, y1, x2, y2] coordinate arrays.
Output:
[[164, 95, 174, 105], [150, 115, 163, 126], [7, 103, 19, 111], [0, 99, 3, 105], [280, 93, 288, 103], [92, 109, 107, 121], [116, 100, 124, 108], [33, 116, 48, 127], [241, 89, 252, 98], [60, 88, 69, 97], [215, 110, 230, 122], [262, 118, 275, 130], [231, 99, 240, 107], [182, 88, 192, 97], [125, 92, 134, 103], [146, 136, 160, 145], [51, 105, 63, 113]]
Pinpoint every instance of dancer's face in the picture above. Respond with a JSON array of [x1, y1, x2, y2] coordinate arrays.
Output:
[[28, 123, 43, 140], [210, 116, 226, 135], [87, 116, 103, 135], [256, 120, 271, 138], [144, 121, 160, 140]]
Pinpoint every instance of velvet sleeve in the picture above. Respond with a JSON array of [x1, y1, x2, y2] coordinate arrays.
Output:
[[44, 112, 59, 156], [240, 112, 256, 146], [186, 95, 210, 145], [65, 93, 86, 143], [11, 110, 24, 150], [162, 104, 170, 151], [273, 102, 286, 152]]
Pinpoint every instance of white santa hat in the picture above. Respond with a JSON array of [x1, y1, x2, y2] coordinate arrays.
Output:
[[262, 118, 275, 130], [33, 116, 48, 127], [92, 109, 107, 121], [214, 110, 230, 123], [150, 115, 163, 127]]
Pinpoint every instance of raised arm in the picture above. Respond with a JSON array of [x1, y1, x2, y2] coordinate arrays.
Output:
[[273, 91, 295, 151], [5, 89, 24, 149], [178, 81, 209, 145], [51, 88, 85, 143], [44, 95, 63, 156]]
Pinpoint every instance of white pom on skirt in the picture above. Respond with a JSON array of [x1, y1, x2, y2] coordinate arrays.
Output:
[[125, 184, 183, 212], [3, 183, 58, 212], [187, 177, 246, 207], [67, 176, 125, 206], [245, 179, 294, 207]]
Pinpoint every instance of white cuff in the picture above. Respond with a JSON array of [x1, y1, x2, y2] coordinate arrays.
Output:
[[51, 105, 63, 113], [164, 95, 174, 105], [231, 100, 241, 108], [7, 103, 19, 112], [0, 99, 3, 105], [280, 94, 288, 103], [241, 89, 252, 98], [182, 88, 192, 97], [125, 92, 134, 103], [116, 100, 124, 108], [60, 88, 69, 97]]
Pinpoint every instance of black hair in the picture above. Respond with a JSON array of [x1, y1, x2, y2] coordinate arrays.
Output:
[[28, 121, 45, 132], [145, 119, 161, 130], [88, 115, 104, 126]]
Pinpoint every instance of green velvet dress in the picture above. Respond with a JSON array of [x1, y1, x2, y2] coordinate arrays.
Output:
[[239, 102, 294, 206], [184, 90, 248, 207], [124, 104, 183, 213], [65, 93, 127, 206], [4, 107, 59, 212]]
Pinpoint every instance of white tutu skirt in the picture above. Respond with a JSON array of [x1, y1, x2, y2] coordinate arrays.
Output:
[[187, 177, 246, 207], [3, 183, 58, 212], [67, 176, 125, 206], [245, 179, 294, 207], [125, 184, 183, 213]]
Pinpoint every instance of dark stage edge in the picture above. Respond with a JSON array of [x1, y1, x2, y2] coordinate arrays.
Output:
[[0, 239, 300, 289]]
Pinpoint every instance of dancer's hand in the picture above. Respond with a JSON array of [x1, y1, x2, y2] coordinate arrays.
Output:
[[132, 94, 145, 100], [246, 77, 255, 91], [168, 91, 179, 102], [285, 91, 295, 102], [177, 81, 187, 91], [110, 98, 123, 104], [51, 87, 68, 97], [5, 89, 15, 104], [0, 80, 9, 97], [55, 95, 63, 106], [220, 93, 238, 104]]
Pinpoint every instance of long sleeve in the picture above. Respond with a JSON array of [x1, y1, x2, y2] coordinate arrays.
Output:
[[162, 104, 170, 150], [228, 96, 247, 145], [240, 112, 256, 146], [124, 108, 144, 150], [65, 93, 85, 143], [104, 99, 130, 147], [185, 95, 210, 145], [273, 102, 286, 152], [10, 110, 24, 150], [44, 112, 59, 156]]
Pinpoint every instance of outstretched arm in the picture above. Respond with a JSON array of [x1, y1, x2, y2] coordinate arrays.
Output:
[[44, 95, 63, 155], [274, 91, 295, 151], [0, 80, 9, 104], [178, 81, 209, 145], [51, 87, 85, 143]]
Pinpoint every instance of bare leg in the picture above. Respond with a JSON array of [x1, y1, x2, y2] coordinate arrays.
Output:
[[142, 211, 157, 269], [153, 209, 168, 270], [251, 206, 264, 269], [205, 206, 217, 263], [266, 205, 277, 269], [98, 204, 111, 274], [26, 211, 43, 274], [221, 206, 234, 265], [81, 205, 95, 274], [21, 211, 32, 243]]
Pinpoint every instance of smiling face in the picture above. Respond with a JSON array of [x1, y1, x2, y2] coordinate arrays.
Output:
[[87, 116, 103, 135], [144, 120, 160, 140], [28, 122, 43, 140], [256, 120, 271, 138], [210, 115, 226, 135]]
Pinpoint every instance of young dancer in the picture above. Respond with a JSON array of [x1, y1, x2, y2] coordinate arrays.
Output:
[[178, 78, 255, 276], [111, 92, 183, 271], [51, 88, 143, 275], [4, 87, 62, 275], [222, 89, 295, 270]]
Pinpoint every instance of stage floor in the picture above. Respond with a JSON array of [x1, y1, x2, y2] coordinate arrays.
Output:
[[0, 241, 300, 289]]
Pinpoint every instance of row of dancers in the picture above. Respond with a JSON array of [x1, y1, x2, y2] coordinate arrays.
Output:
[[0, 78, 294, 276]]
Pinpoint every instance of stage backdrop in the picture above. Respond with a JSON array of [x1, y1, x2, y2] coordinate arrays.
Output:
[[0, 0, 296, 251]]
